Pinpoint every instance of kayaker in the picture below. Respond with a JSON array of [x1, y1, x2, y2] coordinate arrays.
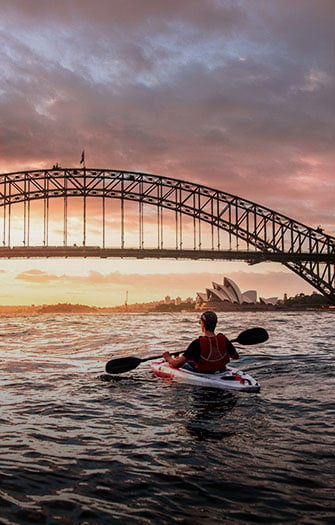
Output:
[[162, 310, 239, 373]]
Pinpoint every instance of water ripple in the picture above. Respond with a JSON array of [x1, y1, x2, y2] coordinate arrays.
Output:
[[0, 311, 334, 524]]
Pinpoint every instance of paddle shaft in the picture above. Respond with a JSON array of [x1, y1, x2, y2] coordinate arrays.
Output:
[[133, 337, 249, 363], [105, 327, 268, 374], [141, 332, 261, 363]]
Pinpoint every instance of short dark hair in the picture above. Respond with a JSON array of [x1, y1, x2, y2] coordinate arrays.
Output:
[[200, 310, 217, 331]]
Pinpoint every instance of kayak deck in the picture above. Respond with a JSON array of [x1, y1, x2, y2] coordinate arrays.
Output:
[[151, 360, 260, 392]]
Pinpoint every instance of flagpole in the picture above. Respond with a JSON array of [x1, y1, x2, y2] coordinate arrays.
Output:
[[80, 150, 86, 169]]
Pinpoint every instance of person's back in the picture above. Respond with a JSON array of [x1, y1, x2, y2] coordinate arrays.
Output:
[[163, 310, 239, 372], [194, 332, 230, 372]]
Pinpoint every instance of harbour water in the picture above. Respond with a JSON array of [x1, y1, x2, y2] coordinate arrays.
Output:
[[0, 311, 334, 524]]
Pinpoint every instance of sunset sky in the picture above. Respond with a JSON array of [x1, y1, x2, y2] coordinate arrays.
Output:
[[0, 0, 334, 306]]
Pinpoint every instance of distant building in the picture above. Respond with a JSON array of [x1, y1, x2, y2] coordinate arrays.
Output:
[[185, 297, 195, 304], [196, 277, 278, 308], [259, 297, 278, 306]]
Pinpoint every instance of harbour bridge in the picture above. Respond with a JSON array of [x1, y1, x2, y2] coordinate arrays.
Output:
[[0, 168, 334, 303]]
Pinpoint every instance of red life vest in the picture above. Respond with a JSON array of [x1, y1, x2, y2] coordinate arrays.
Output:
[[196, 334, 230, 372]]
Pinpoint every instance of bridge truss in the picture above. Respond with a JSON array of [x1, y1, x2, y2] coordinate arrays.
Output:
[[0, 168, 334, 302]]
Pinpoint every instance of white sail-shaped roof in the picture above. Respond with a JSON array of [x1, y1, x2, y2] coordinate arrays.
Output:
[[207, 288, 231, 303], [242, 290, 257, 304], [196, 292, 208, 303], [211, 282, 237, 303], [223, 277, 243, 304], [260, 297, 278, 305]]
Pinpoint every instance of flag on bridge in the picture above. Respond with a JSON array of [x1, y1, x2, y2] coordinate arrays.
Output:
[[80, 150, 85, 165]]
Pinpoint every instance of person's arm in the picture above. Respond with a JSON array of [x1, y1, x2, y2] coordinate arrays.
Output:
[[226, 338, 239, 359], [162, 352, 187, 368], [163, 339, 200, 368]]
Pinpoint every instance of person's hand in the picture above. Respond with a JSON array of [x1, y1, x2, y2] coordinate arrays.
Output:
[[163, 351, 170, 361]]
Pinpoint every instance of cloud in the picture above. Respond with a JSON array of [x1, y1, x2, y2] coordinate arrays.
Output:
[[1, 1, 245, 34], [0, 0, 333, 237], [14, 267, 313, 302], [15, 269, 59, 283]]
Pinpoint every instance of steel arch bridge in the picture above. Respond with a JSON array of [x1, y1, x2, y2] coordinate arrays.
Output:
[[0, 167, 334, 303]]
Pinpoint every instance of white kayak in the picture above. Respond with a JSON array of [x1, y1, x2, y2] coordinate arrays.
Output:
[[151, 360, 260, 392]]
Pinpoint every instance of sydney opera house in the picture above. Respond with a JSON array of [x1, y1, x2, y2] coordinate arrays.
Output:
[[196, 277, 278, 309]]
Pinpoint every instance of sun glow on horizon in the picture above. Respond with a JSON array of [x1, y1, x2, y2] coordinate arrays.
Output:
[[0, 256, 316, 307]]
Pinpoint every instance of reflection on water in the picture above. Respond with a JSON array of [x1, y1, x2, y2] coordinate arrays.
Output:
[[0, 311, 334, 524], [180, 390, 237, 440]]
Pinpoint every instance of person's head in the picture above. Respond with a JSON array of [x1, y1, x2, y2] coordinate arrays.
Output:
[[199, 310, 217, 332]]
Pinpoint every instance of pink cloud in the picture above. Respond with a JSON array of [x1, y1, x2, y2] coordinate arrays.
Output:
[[14, 268, 314, 301]]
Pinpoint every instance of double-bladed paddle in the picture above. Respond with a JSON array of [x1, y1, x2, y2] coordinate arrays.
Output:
[[105, 326, 268, 375]]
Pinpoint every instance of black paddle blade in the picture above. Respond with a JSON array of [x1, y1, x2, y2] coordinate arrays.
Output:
[[105, 356, 142, 374], [233, 327, 269, 345]]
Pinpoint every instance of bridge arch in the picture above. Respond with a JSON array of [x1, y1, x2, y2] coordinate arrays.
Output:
[[0, 168, 334, 303]]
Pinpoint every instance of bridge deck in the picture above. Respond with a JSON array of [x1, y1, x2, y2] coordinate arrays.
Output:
[[0, 246, 333, 263]]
